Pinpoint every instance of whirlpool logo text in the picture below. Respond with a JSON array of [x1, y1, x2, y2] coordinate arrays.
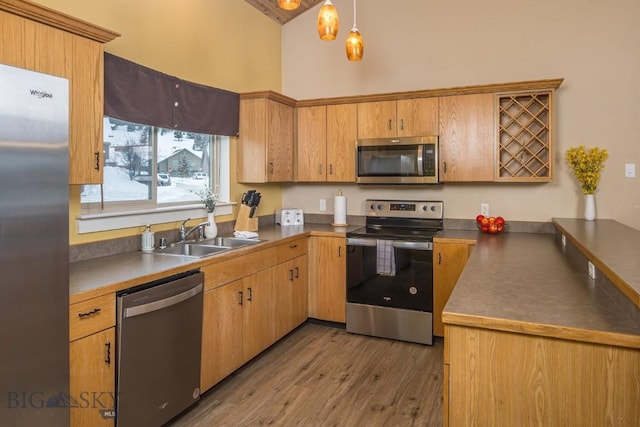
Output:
[[29, 89, 54, 99]]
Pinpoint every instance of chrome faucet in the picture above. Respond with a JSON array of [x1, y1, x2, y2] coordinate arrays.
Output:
[[179, 218, 209, 243]]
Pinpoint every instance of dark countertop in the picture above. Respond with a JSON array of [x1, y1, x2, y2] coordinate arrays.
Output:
[[443, 222, 640, 349], [552, 218, 640, 307], [69, 224, 358, 304]]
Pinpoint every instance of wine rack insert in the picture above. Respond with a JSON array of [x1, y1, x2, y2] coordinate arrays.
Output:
[[496, 90, 554, 181]]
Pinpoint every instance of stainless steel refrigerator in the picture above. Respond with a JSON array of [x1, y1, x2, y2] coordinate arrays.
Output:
[[0, 63, 70, 426]]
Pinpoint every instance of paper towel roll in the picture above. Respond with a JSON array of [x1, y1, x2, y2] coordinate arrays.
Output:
[[333, 195, 347, 225]]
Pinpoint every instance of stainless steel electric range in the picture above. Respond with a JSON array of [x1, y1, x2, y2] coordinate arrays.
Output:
[[346, 199, 444, 345]]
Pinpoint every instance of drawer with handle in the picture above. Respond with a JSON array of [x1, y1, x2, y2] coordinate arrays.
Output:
[[275, 237, 307, 264], [69, 294, 116, 342]]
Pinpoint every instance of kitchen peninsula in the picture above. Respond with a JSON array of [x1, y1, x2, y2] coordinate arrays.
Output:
[[442, 218, 640, 426]]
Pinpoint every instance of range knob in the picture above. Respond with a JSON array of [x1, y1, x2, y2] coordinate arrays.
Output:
[[378, 204, 384, 210], [370, 203, 376, 210]]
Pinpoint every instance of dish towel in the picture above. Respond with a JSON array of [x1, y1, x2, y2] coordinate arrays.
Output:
[[234, 230, 259, 239], [376, 240, 396, 276]]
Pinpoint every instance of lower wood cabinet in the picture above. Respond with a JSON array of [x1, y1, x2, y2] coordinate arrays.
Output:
[[308, 236, 346, 323], [274, 255, 308, 339], [69, 327, 115, 427], [200, 279, 244, 391], [242, 268, 276, 361], [200, 238, 309, 392], [433, 240, 475, 337], [445, 325, 640, 426]]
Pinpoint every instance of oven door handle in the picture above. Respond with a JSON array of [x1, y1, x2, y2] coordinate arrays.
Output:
[[347, 238, 432, 251]]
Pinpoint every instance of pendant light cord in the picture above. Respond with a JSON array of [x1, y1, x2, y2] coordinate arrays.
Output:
[[353, 0, 357, 30]]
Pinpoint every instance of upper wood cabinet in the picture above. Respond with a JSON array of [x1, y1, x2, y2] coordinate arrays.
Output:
[[296, 104, 357, 182], [296, 105, 327, 181], [357, 98, 438, 139], [327, 104, 357, 182], [438, 94, 495, 182], [0, 1, 119, 185], [238, 94, 295, 183]]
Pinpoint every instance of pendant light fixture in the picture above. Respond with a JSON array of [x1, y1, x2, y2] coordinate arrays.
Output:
[[345, 0, 363, 61], [317, 0, 339, 41], [277, 0, 301, 10]]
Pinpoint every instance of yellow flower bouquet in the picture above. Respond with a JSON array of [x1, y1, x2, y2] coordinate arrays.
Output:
[[565, 145, 608, 194]]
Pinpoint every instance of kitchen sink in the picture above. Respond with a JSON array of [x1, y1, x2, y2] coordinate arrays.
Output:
[[154, 243, 230, 258], [154, 237, 263, 259], [200, 237, 263, 248]]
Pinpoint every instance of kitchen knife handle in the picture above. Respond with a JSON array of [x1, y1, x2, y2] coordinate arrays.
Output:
[[94, 151, 100, 171], [104, 341, 111, 365]]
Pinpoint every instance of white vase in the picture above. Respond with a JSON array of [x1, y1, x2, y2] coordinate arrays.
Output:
[[205, 212, 218, 238], [584, 194, 596, 221]]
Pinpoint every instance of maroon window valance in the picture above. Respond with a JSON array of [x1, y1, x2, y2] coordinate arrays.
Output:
[[104, 53, 239, 136]]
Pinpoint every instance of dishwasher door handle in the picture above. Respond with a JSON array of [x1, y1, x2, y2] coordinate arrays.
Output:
[[123, 283, 203, 319]]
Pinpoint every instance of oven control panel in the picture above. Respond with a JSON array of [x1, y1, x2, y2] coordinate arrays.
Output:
[[365, 199, 443, 219]]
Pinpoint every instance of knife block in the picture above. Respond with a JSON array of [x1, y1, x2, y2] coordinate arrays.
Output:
[[234, 204, 258, 232]]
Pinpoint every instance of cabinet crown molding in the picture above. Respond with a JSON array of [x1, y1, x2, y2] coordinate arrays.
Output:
[[246, 78, 564, 108]]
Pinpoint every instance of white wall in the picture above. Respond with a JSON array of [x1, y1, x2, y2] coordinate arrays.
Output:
[[281, 0, 640, 230]]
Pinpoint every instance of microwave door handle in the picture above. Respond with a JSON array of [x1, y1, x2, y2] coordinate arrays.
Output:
[[418, 146, 424, 176]]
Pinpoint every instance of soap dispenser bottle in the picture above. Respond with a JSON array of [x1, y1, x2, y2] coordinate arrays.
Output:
[[141, 224, 155, 252]]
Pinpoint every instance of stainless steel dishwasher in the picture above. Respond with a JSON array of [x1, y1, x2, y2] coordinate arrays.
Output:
[[116, 269, 204, 427]]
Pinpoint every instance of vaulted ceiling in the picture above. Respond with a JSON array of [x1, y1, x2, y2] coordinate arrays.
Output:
[[245, 0, 323, 24]]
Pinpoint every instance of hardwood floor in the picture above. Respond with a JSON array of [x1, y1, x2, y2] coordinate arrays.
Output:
[[169, 323, 444, 426]]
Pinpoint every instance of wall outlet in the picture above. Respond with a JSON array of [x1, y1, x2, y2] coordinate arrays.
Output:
[[319, 198, 327, 211], [480, 203, 489, 217], [588, 261, 596, 279], [625, 163, 636, 178]]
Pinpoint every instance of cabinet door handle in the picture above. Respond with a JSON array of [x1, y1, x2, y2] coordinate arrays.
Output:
[[78, 308, 101, 318], [388, 119, 393, 130], [294, 266, 299, 279], [400, 118, 404, 130], [290, 244, 298, 249], [443, 161, 447, 174], [94, 151, 100, 171], [247, 287, 253, 301], [289, 269, 294, 281], [239, 291, 243, 305], [104, 341, 111, 365], [438, 252, 442, 265], [329, 164, 333, 175], [338, 246, 342, 257], [269, 162, 274, 174], [318, 164, 323, 175]]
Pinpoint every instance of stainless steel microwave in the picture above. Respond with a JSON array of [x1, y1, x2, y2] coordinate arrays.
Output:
[[356, 136, 439, 184]]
